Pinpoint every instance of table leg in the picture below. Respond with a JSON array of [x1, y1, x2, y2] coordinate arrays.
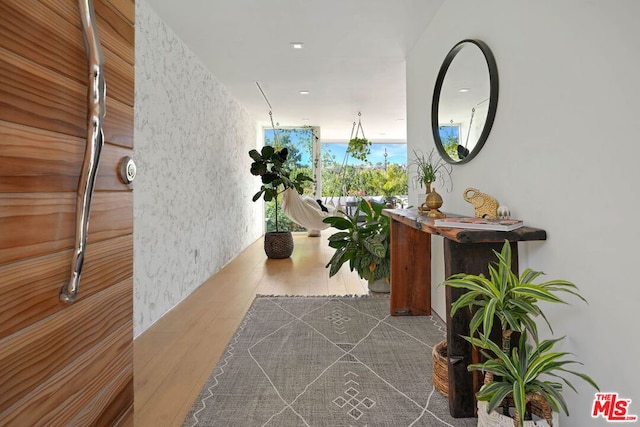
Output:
[[443, 240, 518, 418], [389, 219, 431, 316]]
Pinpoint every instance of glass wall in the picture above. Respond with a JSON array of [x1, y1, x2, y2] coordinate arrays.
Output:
[[260, 127, 409, 230], [321, 142, 408, 204], [262, 128, 316, 231]]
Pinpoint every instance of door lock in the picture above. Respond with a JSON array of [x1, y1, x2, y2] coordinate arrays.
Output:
[[119, 156, 137, 184]]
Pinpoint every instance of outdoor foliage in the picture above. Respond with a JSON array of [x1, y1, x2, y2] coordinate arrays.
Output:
[[262, 129, 315, 230], [265, 200, 306, 232], [440, 127, 463, 161], [261, 130, 409, 230], [322, 163, 408, 198]]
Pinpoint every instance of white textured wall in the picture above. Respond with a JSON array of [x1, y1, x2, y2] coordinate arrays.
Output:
[[134, 0, 262, 336], [408, 1, 640, 424]]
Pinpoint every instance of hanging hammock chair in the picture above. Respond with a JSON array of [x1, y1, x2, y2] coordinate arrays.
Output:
[[278, 113, 370, 231], [281, 188, 342, 231], [255, 83, 358, 232], [283, 111, 368, 230]]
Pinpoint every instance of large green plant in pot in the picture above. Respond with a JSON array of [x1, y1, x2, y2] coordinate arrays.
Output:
[[249, 146, 312, 258], [442, 240, 599, 426], [323, 199, 390, 292], [467, 332, 599, 427], [442, 241, 585, 353]]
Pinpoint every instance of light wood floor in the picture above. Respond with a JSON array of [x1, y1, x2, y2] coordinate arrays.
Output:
[[133, 231, 369, 426]]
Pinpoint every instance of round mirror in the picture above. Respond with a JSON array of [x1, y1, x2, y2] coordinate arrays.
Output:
[[431, 39, 498, 164]]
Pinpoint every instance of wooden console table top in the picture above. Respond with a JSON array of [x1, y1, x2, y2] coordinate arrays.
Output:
[[383, 208, 547, 243]]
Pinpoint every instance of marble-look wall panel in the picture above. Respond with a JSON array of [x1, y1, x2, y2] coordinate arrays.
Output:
[[134, 0, 262, 336]]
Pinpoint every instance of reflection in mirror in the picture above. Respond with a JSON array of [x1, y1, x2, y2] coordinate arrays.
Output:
[[432, 39, 498, 164]]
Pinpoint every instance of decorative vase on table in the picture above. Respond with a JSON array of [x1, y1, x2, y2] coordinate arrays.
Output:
[[420, 182, 446, 218]]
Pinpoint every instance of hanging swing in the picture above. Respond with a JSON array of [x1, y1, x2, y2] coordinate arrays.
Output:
[[281, 188, 339, 231], [258, 88, 340, 231], [273, 111, 341, 231]]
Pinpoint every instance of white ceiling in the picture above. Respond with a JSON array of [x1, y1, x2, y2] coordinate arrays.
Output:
[[144, 0, 445, 141]]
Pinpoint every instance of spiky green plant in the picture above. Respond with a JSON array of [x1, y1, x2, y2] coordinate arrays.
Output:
[[409, 148, 452, 190], [442, 240, 586, 353], [467, 332, 599, 427]]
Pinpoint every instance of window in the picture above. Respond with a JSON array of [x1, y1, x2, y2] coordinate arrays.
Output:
[[320, 142, 408, 200], [263, 127, 316, 231], [439, 124, 462, 161]]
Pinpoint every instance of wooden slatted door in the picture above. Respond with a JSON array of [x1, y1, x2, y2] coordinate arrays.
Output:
[[0, 0, 135, 424]]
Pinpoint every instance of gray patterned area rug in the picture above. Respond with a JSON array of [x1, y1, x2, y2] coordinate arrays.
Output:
[[182, 296, 476, 427]]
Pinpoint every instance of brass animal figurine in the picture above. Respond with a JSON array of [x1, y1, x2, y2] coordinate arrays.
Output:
[[463, 188, 499, 219]]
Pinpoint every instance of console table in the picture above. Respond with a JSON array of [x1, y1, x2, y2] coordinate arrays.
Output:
[[382, 208, 546, 418]]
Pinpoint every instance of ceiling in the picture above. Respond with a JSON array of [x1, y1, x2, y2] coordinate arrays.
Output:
[[143, 0, 445, 141]]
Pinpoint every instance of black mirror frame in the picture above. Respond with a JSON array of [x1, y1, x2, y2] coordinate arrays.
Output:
[[431, 39, 499, 164]]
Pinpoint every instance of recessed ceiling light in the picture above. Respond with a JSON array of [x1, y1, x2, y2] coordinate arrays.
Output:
[[290, 42, 304, 49], [458, 88, 470, 93], [299, 90, 310, 95]]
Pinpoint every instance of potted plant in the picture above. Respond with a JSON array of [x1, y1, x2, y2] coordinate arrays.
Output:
[[443, 241, 586, 354], [347, 137, 371, 162], [467, 332, 599, 427], [442, 240, 599, 426], [409, 148, 452, 217], [249, 146, 313, 258], [323, 198, 391, 293], [409, 148, 452, 191]]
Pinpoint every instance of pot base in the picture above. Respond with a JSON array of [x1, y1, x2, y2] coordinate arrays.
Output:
[[264, 232, 294, 259]]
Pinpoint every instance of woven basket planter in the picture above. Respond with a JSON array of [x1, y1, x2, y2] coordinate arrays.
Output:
[[432, 339, 448, 396], [478, 372, 559, 427], [264, 231, 294, 259]]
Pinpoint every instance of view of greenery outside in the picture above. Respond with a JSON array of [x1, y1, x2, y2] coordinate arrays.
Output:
[[262, 128, 408, 232], [263, 128, 315, 232], [321, 143, 408, 201], [439, 125, 462, 161], [321, 161, 407, 199]]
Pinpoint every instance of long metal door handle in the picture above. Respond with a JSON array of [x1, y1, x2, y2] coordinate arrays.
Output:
[[60, 0, 106, 303]]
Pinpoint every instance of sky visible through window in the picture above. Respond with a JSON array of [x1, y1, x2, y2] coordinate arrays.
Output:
[[264, 129, 407, 166], [322, 143, 407, 166]]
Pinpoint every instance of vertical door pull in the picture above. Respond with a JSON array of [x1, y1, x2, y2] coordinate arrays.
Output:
[[60, 0, 106, 303]]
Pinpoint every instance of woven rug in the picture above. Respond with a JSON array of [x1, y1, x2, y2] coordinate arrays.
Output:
[[182, 296, 476, 427]]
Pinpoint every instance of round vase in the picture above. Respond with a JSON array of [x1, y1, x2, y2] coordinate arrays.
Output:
[[420, 182, 446, 218]]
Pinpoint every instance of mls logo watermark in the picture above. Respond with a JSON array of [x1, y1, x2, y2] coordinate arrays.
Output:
[[592, 393, 638, 422]]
